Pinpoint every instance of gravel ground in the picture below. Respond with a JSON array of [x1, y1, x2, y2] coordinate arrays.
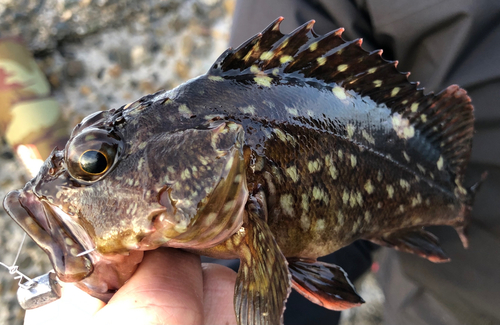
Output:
[[0, 1, 383, 324]]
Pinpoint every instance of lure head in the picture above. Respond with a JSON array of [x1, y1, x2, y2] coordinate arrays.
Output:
[[3, 101, 248, 300]]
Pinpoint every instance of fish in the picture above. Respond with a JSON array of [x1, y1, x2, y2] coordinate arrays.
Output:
[[3, 17, 479, 325]]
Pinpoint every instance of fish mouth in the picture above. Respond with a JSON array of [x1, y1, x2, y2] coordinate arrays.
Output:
[[3, 184, 93, 282]]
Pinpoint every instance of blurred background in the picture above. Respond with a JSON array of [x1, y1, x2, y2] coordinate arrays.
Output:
[[0, 1, 383, 324]]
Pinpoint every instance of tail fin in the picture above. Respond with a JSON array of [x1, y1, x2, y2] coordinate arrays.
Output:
[[454, 171, 488, 248]]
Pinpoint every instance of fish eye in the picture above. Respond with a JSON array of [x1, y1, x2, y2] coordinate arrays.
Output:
[[79, 150, 109, 175], [65, 128, 122, 182]]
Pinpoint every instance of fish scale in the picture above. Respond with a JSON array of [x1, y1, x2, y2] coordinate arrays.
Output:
[[3, 17, 479, 325]]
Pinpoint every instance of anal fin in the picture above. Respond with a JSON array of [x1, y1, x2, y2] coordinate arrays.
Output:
[[288, 258, 364, 311], [234, 198, 291, 325], [368, 228, 450, 263]]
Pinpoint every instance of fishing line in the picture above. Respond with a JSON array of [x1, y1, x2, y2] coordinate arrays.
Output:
[[0, 233, 36, 290]]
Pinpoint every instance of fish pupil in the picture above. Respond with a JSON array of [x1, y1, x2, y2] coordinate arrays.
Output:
[[80, 150, 108, 174]]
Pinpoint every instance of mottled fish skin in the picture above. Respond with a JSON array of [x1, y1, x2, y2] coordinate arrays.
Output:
[[3, 17, 476, 325]]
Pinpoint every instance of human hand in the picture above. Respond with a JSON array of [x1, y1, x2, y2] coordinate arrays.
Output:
[[24, 248, 237, 325]]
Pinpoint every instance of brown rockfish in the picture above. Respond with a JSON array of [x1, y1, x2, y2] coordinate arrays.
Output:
[[3, 17, 478, 325]]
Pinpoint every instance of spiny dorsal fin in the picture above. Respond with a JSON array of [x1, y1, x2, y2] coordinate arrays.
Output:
[[208, 17, 474, 182]]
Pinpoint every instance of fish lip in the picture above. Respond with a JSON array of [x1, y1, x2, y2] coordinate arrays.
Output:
[[3, 186, 93, 282]]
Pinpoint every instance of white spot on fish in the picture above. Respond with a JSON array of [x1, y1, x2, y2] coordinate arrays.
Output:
[[317, 57, 327, 66], [271, 165, 283, 184], [392, 113, 415, 139], [239, 105, 256, 115], [373, 80, 382, 87], [342, 190, 350, 205], [368, 67, 377, 74], [286, 166, 300, 183], [377, 170, 383, 182], [260, 51, 274, 61], [362, 130, 375, 144], [250, 65, 260, 74], [178, 104, 193, 117], [286, 106, 298, 116], [355, 191, 363, 206], [391, 87, 400, 97], [204, 212, 218, 225], [300, 213, 311, 231], [346, 123, 355, 138], [181, 168, 191, 180], [332, 86, 347, 100], [274, 128, 287, 143], [387, 185, 394, 199], [254, 156, 265, 171], [337, 210, 345, 226], [208, 75, 224, 82], [198, 156, 209, 166], [411, 102, 419, 112], [223, 200, 236, 212], [364, 180, 374, 194], [364, 211, 372, 223], [338, 149, 343, 160], [416, 163, 425, 174], [301, 193, 309, 212], [313, 186, 329, 204], [254, 76, 272, 87], [350, 155, 357, 168], [280, 194, 295, 217], [234, 174, 242, 183], [338, 64, 348, 72], [315, 219, 326, 231], [280, 55, 294, 64], [329, 165, 338, 180], [403, 151, 410, 162], [138, 157, 145, 171], [308, 159, 322, 173], [309, 42, 318, 51], [400, 179, 410, 192], [411, 193, 422, 207], [377, 202, 383, 209], [421, 114, 427, 122], [437, 156, 444, 170], [138, 142, 147, 150]]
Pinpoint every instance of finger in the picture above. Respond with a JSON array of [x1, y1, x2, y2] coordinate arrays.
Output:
[[24, 281, 105, 325], [202, 263, 237, 325], [94, 248, 204, 325]]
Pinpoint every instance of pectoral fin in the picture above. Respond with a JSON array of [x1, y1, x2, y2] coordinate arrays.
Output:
[[288, 258, 364, 311], [369, 227, 449, 262], [234, 199, 291, 325]]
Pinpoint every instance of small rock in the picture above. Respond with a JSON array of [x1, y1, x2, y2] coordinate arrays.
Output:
[[108, 64, 122, 78], [139, 80, 156, 94], [108, 48, 132, 69], [79, 85, 92, 96], [175, 59, 190, 79], [64, 59, 85, 79]]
